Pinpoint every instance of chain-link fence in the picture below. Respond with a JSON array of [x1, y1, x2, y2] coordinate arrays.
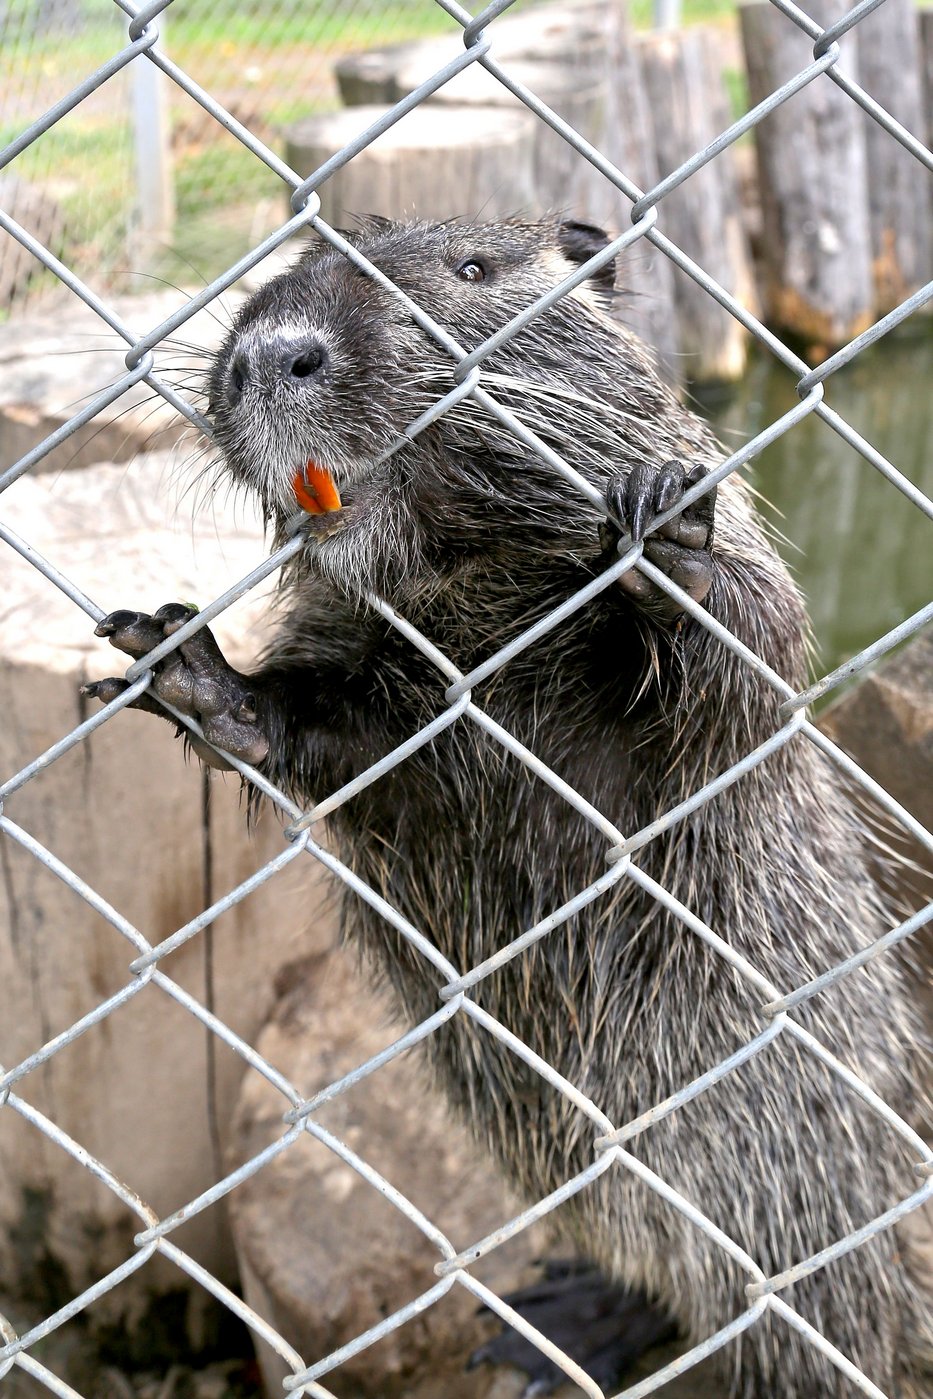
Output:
[[0, 0, 456, 314], [1, 1, 932, 1397]]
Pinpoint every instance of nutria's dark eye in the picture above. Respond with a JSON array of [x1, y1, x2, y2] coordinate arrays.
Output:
[[457, 259, 486, 283]]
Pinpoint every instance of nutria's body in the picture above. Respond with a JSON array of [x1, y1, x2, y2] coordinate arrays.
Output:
[[90, 218, 931, 1397]]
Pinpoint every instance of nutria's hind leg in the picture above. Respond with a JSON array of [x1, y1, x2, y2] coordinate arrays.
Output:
[[600, 460, 716, 623], [468, 1260, 677, 1396], [83, 603, 270, 768]]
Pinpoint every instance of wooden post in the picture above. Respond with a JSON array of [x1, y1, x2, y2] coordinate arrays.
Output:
[[639, 27, 758, 383], [853, 0, 931, 314], [740, 0, 874, 351]]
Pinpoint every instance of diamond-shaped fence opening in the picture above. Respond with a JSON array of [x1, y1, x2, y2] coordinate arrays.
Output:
[[0, 0, 459, 314], [1, 1, 932, 1398]]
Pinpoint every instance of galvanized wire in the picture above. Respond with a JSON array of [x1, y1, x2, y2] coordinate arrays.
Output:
[[0, 0, 451, 312], [0, 2, 931, 1397]]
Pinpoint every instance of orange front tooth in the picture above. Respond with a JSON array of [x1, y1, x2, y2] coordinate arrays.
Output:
[[293, 461, 342, 514], [293, 469, 324, 514]]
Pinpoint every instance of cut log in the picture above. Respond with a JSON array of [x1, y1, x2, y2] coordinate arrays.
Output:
[[331, 1, 623, 223], [740, 0, 874, 350], [285, 104, 537, 229], [639, 27, 758, 383], [386, 58, 612, 225], [335, 1, 625, 226]]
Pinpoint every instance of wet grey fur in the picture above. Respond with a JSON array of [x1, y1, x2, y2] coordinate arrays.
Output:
[[125, 218, 933, 1395]]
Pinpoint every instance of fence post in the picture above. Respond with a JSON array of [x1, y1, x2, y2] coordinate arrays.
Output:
[[653, 0, 682, 29], [131, 37, 175, 245]]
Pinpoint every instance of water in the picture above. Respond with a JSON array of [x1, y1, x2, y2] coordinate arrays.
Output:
[[696, 325, 933, 681]]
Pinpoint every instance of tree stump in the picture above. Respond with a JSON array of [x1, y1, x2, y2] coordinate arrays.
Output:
[[334, 0, 623, 107], [639, 27, 758, 383], [740, 0, 874, 350], [285, 104, 537, 229], [334, 0, 624, 226], [380, 58, 612, 227]]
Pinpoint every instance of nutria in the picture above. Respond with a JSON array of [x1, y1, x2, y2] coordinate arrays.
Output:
[[86, 217, 932, 1398]]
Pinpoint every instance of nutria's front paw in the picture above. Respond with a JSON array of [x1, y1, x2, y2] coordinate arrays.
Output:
[[600, 460, 716, 623], [83, 603, 270, 768], [468, 1259, 676, 1395]]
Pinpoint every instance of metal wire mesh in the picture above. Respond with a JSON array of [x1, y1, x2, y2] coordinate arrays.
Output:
[[0, 0, 453, 312], [1, 1, 932, 1396]]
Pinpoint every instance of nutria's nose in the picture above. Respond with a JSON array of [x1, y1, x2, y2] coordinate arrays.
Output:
[[226, 334, 329, 404], [286, 340, 327, 379]]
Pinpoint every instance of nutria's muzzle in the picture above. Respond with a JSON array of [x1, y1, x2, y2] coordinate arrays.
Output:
[[225, 327, 331, 407]]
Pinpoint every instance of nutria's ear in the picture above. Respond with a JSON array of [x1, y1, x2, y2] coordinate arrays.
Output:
[[556, 220, 616, 295], [323, 215, 395, 246], [353, 214, 396, 237]]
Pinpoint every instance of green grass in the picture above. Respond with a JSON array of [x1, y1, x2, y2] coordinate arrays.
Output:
[[0, 106, 135, 303], [0, 117, 132, 219], [173, 141, 276, 220], [166, 4, 454, 53], [2, 1, 458, 81]]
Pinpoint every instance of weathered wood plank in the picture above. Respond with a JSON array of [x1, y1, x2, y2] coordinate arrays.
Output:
[[740, 0, 874, 349], [854, 0, 931, 313], [639, 26, 758, 382]]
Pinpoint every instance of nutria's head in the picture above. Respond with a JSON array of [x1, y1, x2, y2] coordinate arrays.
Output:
[[207, 216, 705, 599]]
